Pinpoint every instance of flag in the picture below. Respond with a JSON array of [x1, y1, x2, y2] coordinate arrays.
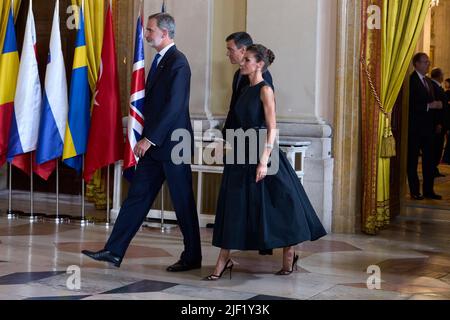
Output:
[[123, 10, 145, 172], [7, 0, 49, 177], [36, 0, 68, 179], [63, 6, 91, 173], [84, 3, 123, 182], [0, 7, 19, 168]]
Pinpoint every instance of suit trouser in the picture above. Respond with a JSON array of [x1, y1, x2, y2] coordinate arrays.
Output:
[[105, 154, 202, 264], [443, 132, 450, 163], [407, 132, 435, 195], [434, 131, 446, 172]]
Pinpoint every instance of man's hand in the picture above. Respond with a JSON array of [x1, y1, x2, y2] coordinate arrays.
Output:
[[134, 139, 152, 158], [429, 101, 443, 110]]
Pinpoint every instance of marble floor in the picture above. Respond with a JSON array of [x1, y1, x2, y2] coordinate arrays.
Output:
[[0, 205, 449, 301]]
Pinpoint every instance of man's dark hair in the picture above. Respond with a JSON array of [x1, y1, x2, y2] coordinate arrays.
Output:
[[412, 52, 428, 67], [431, 68, 443, 80], [226, 32, 253, 49]]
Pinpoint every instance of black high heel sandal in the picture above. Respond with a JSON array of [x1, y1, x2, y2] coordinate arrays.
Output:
[[275, 253, 299, 276], [204, 259, 234, 281]]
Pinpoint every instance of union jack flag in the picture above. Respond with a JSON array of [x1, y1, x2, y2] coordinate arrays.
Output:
[[123, 11, 146, 171]]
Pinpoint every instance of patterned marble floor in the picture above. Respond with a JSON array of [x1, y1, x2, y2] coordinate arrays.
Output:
[[0, 208, 449, 301]]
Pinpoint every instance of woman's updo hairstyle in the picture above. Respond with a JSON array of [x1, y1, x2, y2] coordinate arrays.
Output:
[[247, 44, 275, 72]]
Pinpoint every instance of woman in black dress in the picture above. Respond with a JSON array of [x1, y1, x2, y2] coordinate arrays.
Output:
[[205, 44, 327, 280]]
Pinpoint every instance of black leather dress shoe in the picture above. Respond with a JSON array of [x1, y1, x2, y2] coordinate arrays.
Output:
[[424, 193, 443, 200], [166, 260, 201, 272], [82, 249, 122, 268], [411, 194, 424, 200]]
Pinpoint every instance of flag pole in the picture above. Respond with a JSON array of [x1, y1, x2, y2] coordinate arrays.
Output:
[[47, 160, 68, 224], [56, 160, 60, 221], [107, 165, 110, 225], [29, 155, 40, 222], [159, 184, 175, 233], [6, 0, 24, 221], [7, 164, 14, 219], [81, 155, 87, 226], [160, 186, 165, 232], [96, 165, 112, 228], [6, 163, 21, 219]]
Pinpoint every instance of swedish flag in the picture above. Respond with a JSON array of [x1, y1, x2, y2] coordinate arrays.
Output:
[[63, 7, 90, 172]]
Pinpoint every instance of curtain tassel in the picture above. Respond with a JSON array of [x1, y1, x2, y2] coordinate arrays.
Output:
[[380, 115, 396, 158]]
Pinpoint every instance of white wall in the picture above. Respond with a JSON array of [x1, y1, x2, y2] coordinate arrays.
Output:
[[144, 0, 211, 119], [315, 0, 337, 125], [247, 0, 319, 122]]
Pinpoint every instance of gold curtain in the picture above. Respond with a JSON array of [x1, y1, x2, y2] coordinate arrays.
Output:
[[363, 0, 431, 234], [361, 0, 383, 234], [0, 0, 21, 55]]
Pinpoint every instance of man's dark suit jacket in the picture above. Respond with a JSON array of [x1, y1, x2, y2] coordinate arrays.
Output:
[[409, 71, 436, 137], [143, 46, 193, 161], [446, 90, 450, 129], [223, 70, 274, 131], [430, 80, 447, 130]]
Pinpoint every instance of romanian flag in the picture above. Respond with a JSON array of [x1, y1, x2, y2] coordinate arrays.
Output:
[[63, 6, 91, 173], [7, 0, 42, 161], [0, 7, 19, 168]]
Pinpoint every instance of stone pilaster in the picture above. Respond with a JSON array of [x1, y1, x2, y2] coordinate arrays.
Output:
[[332, 0, 362, 233]]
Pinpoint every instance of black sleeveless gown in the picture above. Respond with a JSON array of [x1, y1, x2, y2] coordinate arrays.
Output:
[[212, 81, 327, 250]]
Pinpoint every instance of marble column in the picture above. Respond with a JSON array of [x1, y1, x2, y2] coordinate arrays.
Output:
[[431, 0, 450, 77], [332, 0, 362, 234]]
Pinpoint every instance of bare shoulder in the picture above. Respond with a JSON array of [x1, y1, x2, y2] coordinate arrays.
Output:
[[260, 85, 275, 99]]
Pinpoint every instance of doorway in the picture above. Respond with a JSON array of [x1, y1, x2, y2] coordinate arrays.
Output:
[[399, 1, 450, 222]]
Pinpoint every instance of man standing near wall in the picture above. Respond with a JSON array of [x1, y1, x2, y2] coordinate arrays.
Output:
[[407, 53, 443, 201]]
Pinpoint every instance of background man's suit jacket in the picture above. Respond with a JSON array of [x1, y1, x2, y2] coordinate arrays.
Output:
[[409, 72, 436, 137]]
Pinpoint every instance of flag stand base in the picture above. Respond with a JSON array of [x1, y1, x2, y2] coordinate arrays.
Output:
[[142, 221, 178, 234], [17, 212, 46, 222], [44, 215, 71, 224], [6, 210, 23, 220], [94, 222, 112, 229], [70, 217, 91, 227]]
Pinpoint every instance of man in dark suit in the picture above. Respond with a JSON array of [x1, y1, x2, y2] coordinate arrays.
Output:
[[430, 68, 447, 178], [443, 78, 450, 164], [223, 32, 274, 256], [223, 32, 274, 132], [407, 53, 443, 200], [82, 13, 202, 271]]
